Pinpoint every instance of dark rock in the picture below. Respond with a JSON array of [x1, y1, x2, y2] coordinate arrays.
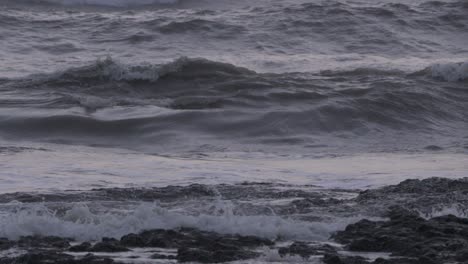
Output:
[[333, 207, 468, 263], [118, 228, 271, 263], [0, 238, 14, 250], [357, 177, 468, 196], [355, 177, 468, 217], [278, 242, 336, 259], [0, 252, 116, 264], [455, 249, 468, 261], [0, 228, 271, 263], [14, 252, 75, 264], [101, 237, 119, 243], [69, 240, 129, 253], [177, 247, 258, 263], [90, 242, 130, 252], [177, 248, 214, 263], [372, 257, 422, 264], [323, 254, 429, 264], [123, 228, 273, 262], [323, 254, 369, 264], [120, 233, 145, 247], [100, 184, 217, 201], [17, 236, 72, 249], [68, 242, 92, 252], [150, 253, 176, 259], [76, 254, 115, 264], [291, 197, 342, 209], [120, 227, 273, 249]]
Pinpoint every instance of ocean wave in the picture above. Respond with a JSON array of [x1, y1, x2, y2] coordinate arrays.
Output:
[[321, 62, 468, 83], [1, 57, 467, 151], [45, 57, 254, 83], [0, 202, 348, 241], [156, 19, 246, 37], [16, 0, 178, 7], [319, 67, 405, 77], [18, 57, 468, 87], [430, 62, 468, 82]]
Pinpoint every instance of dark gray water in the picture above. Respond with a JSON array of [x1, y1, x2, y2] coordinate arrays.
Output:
[[1, 0, 468, 154], [0, 1, 467, 263]]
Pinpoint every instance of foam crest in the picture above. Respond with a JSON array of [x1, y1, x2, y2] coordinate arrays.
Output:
[[431, 62, 468, 82], [0, 202, 357, 242], [51, 56, 252, 83], [95, 57, 162, 82], [418, 205, 468, 219]]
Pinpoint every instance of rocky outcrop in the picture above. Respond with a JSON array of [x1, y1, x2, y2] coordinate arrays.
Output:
[[0, 228, 273, 264], [333, 206, 468, 263]]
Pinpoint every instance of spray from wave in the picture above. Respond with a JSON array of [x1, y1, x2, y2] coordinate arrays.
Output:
[[0, 201, 357, 241], [430, 62, 468, 82]]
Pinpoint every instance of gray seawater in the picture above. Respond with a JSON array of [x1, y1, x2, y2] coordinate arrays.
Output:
[[0, 0, 468, 262]]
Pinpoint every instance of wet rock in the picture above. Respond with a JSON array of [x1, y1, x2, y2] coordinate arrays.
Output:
[[177, 247, 259, 263], [68, 242, 92, 252], [356, 177, 468, 216], [76, 254, 115, 264], [14, 252, 75, 264], [333, 207, 468, 263], [150, 253, 176, 259], [0, 238, 14, 250], [278, 242, 336, 259], [323, 254, 369, 264], [120, 233, 146, 247], [17, 236, 72, 249], [0, 252, 116, 264], [358, 178, 468, 197], [99, 184, 217, 201], [120, 227, 273, 249], [455, 249, 468, 261], [69, 239, 129, 253], [323, 253, 433, 264], [120, 228, 272, 263], [291, 198, 342, 208], [91, 241, 130, 252]]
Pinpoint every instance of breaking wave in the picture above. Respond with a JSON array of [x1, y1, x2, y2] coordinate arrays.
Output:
[[37, 57, 254, 83], [1, 57, 467, 152], [0, 201, 357, 241], [430, 62, 468, 82], [21, 57, 468, 85]]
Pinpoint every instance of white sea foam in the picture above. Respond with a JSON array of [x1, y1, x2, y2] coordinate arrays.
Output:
[[0, 202, 363, 242], [94, 57, 164, 82], [418, 205, 468, 219], [66, 56, 228, 83], [431, 62, 468, 82]]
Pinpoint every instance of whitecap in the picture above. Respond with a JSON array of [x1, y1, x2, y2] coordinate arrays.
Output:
[[431, 62, 468, 82]]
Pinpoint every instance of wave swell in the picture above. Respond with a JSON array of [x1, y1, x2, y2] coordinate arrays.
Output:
[[1, 58, 467, 152], [13, 0, 178, 7]]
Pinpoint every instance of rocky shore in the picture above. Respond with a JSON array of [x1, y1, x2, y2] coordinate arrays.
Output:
[[0, 177, 467, 263]]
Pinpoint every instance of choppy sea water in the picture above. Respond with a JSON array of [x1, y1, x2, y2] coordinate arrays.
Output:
[[0, 0, 467, 263]]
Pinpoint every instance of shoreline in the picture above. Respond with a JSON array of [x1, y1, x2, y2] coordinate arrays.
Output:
[[0, 177, 467, 263]]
